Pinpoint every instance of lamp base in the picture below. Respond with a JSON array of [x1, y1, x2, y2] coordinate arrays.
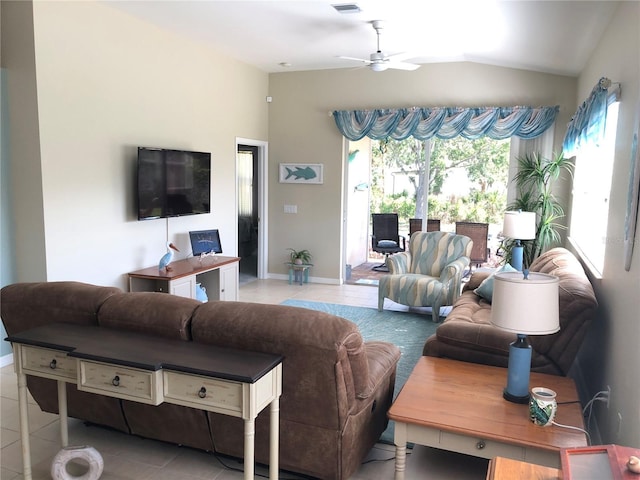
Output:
[[512, 242, 524, 271], [503, 388, 530, 404], [503, 334, 532, 403]]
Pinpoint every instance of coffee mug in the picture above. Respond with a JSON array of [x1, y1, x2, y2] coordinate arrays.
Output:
[[529, 387, 557, 427]]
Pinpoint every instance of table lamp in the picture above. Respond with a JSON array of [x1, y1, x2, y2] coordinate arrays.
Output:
[[491, 271, 560, 403], [502, 211, 536, 271]]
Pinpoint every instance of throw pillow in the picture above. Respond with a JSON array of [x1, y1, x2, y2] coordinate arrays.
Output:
[[474, 263, 518, 302]]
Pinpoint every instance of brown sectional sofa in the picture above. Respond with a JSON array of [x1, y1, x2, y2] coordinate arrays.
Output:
[[424, 247, 598, 376], [1, 281, 401, 480]]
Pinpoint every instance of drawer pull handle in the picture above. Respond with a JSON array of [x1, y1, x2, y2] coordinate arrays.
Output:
[[476, 440, 486, 450], [112, 376, 120, 387], [49, 359, 57, 369], [198, 387, 207, 399]]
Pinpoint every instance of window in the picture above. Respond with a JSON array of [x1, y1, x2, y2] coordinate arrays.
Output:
[[570, 100, 620, 274]]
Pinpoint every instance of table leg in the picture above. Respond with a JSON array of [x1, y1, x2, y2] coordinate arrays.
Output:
[[288, 268, 293, 285], [17, 370, 32, 480], [244, 418, 255, 480], [269, 397, 280, 480], [57, 380, 68, 447], [394, 422, 408, 480]]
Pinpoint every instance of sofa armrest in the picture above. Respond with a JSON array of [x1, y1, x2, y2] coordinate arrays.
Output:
[[388, 252, 411, 274], [360, 341, 401, 400]]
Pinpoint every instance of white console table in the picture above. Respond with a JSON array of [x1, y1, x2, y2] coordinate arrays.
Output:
[[7, 323, 283, 480], [128, 255, 240, 301]]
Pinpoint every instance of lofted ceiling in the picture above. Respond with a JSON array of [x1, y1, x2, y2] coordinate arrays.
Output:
[[105, 0, 619, 76]]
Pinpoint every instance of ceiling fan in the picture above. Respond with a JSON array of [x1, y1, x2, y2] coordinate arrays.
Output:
[[339, 20, 420, 72]]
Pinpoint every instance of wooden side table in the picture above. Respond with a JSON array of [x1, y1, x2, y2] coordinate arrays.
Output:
[[388, 357, 587, 479], [486, 456, 561, 480]]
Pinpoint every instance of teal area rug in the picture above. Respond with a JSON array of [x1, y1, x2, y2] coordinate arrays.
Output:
[[280, 299, 438, 444]]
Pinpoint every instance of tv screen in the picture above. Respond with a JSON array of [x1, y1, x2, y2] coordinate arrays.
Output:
[[137, 147, 211, 220]]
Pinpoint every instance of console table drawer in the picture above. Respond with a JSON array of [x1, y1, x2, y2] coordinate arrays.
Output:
[[163, 371, 243, 416], [19, 346, 77, 381], [77, 361, 163, 405]]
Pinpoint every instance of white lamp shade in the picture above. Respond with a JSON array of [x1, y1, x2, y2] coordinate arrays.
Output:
[[502, 211, 536, 240], [491, 271, 560, 335]]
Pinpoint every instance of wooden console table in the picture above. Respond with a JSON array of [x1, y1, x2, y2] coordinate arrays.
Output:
[[7, 323, 283, 480], [388, 357, 587, 479], [128, 255, 240, 301]]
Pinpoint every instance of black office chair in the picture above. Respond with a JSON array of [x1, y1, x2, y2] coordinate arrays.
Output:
[[371, 213, 406, 272]]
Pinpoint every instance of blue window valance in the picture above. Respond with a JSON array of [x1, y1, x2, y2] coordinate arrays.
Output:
[[332, 105, 559, 142], [562, 77, 618, 157]]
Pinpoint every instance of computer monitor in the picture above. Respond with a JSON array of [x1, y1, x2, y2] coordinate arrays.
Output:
[[189, 229, 222, 257]]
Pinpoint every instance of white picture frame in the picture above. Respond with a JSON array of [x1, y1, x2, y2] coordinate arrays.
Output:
[[279, 163, 323, 184]]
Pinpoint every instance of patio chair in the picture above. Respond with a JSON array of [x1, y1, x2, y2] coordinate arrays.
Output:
[[409, 218, 441, 236], [371, 213, 406, 272], [455, 221, 489, 267], [378, 231, 472, 322]]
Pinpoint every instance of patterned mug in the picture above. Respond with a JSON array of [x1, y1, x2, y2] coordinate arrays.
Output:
[[529, 387, 557, 427]]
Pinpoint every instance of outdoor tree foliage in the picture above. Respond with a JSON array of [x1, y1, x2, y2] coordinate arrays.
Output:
[[505, 151, 574, 267], [371, 136, 510, 227]]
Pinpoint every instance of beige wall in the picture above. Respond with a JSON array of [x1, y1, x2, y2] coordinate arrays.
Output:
[[3, 1, 269, 289], [572, 1, 640, 448], [268, 64, 576, 281], [1, 1, 47, 282]]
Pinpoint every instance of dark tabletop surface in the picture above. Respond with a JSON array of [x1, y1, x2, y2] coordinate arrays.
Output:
[[6, 323, 283, 383]]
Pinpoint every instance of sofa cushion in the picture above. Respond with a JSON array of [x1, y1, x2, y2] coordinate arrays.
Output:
[[424, 247, 598, 376], [0, 281, 121, 333], [190, 301, 372, 426], [98, 292, 199, 340], [473, 263, 517, 302]]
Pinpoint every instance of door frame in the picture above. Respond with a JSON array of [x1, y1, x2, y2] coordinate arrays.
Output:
[[236, 137, 268, 279]]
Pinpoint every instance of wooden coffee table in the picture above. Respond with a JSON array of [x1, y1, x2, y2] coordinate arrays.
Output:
[[388, 357, 587, 479]]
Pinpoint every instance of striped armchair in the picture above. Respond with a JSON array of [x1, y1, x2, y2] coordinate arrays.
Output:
[[378, 231, 473, 322]]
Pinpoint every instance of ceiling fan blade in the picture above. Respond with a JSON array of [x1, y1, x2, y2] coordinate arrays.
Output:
[[338, 55, 372, 65], [387, 62, 421, 71], [385, 51, 417, 62]]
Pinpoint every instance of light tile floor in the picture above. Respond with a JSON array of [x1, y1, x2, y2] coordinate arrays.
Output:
[[0, 279, 488, 479]]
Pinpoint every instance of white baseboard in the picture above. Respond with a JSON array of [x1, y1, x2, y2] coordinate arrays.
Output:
[[268, 273, 341, 285], [0, 352, 13, 368]]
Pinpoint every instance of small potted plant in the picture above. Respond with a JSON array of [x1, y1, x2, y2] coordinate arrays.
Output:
[[288, 248, 312, 265]]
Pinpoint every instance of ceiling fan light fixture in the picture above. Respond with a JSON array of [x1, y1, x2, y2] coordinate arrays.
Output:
[[370, 63, 388, 72]]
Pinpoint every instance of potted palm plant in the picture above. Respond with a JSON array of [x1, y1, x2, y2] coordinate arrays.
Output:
[[287, 248, 312, 265], [504, 151, 574, 267]]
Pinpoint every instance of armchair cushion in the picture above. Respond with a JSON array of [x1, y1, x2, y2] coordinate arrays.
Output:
[[378, 231, 472, 322]]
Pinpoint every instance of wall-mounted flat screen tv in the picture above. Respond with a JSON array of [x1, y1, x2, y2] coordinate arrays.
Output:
[[137, 147, 211, 220]]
